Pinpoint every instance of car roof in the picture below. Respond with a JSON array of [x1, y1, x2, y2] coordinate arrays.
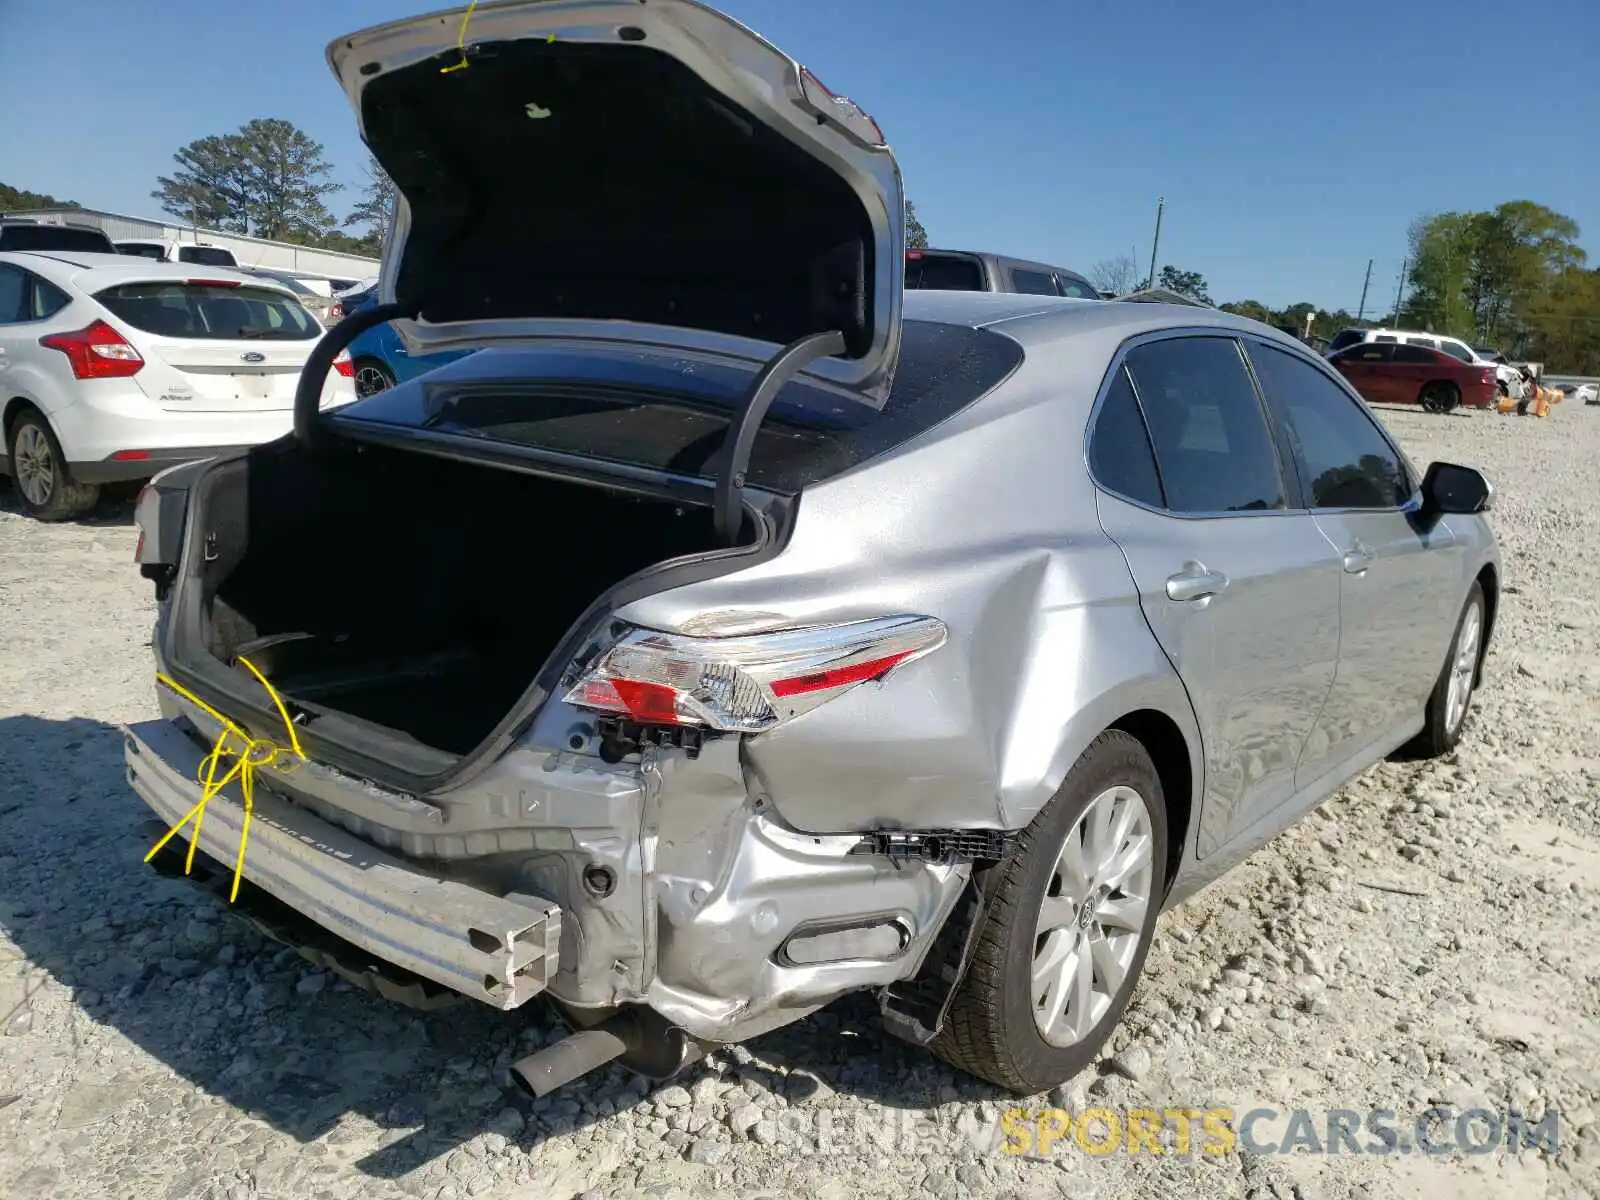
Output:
[[0, 250, 297, 295], [903, 288, 1295, 348]]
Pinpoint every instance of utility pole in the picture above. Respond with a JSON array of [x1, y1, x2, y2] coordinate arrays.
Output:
[[1355, 258, 1373, 324], [1146, 197, 1164, 291], [1392, 256, 1408, 324]]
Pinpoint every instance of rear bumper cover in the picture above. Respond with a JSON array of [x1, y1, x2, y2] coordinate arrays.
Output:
[[71, 446, 258, 483], [123, 717, 561, 1009]]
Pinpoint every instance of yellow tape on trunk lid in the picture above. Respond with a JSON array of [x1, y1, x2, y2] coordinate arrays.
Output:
[[147, 657, 307, 903]]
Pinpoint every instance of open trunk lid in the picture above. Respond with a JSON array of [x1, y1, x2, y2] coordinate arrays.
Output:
[[326, 0, 905, 407]]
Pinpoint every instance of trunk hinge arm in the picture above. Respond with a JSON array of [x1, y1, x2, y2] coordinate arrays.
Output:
[[712, 329, 848, 546], [293, 300, 423, 450]]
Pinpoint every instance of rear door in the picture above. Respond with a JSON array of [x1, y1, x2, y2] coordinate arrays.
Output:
[[1389, 343, 1441, 405], [1245, 337, 1458, 770], [93, 279, 326, 412], [1091, 332, 1341, 855], [1331, 342, 1395, 404]]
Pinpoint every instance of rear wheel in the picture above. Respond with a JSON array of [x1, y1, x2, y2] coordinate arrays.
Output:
[[930, 731, 1167, 1094], [1403, 581, 1485, 759], [8, 410, 99, 521], [1419, 381, 1460, 414], [353, 358, 397, 398]]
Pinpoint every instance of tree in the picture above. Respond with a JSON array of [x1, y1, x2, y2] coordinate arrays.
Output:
[[345, 157, 397, 254], [1090, 254, 1140, 296], [153, 119, 342, 241], [905, 199, 929, 250], [1153, 265, 1212, 304], [0, 182, 79, 212]]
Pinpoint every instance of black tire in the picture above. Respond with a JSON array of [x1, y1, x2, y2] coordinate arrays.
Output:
[[7, 409, 99, 521], [353, 357, 397, 398], [930, 730, 1169, 1094], [1419, 381, 1460, 414], [1402, 580, 1486, 759]]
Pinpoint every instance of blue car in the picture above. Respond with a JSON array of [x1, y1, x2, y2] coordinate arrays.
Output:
[[339, 286, 473, 396]]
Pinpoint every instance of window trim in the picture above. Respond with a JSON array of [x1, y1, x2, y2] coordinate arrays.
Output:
[[1082, 326, 1302, 520], [1239, 333, 1423, 516], [0, 263, 75, 326]]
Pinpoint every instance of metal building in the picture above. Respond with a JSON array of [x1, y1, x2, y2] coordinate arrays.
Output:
[[1, 206, 380, 282]]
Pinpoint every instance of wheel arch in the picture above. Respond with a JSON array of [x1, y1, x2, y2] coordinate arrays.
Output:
[[1107, 708, 1194, 897], [1474, 561, 1498, 687], [2, 396, 44, 456]]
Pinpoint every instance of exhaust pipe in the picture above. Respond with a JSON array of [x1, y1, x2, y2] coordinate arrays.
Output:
[[511, 1009, 705, 1098]]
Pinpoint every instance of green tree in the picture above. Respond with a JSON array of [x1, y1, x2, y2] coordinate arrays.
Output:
[[345, 157, 397, 253], [0, 182, 79, 211], [1153, 265, 1212, 304], [905, 199, 929, 250], [153, 119, 342, 241], [1220, 299, 1273, 324]]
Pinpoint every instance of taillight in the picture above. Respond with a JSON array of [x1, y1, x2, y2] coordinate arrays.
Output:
[[184, 278, 240, 288], [328, 302, 344, 322], [796, 66, 886, 147], [1481, 369, 1495, 385], [564, 616, 946, 732], [332, 348, 354, 378], [40, 320, 144, 379]]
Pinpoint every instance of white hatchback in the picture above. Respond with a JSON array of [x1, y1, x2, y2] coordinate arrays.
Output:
[[0, 251, 355, 519]]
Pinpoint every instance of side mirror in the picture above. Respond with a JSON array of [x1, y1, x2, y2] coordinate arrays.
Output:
[[1419, 461, 1494, 517]]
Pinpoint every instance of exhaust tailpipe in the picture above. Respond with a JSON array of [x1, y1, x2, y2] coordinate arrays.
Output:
[[511, 1009, 704, 1098]]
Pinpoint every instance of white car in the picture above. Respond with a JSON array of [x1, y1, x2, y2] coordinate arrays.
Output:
[[0, 251, 355, 520]]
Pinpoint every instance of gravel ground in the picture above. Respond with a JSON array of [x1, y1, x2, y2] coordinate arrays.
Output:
[[1, 405, 1598, 1200]]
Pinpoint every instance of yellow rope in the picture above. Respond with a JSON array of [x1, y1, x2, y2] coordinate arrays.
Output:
[[146, 657, 306, 903], [439, 0, 480, 73]]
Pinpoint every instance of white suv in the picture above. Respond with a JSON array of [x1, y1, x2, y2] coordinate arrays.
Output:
[[0, 251, 355, 520]]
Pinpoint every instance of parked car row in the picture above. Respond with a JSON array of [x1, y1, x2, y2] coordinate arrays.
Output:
[[0, 251, 355, 518]]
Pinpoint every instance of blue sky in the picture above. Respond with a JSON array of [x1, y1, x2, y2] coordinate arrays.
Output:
[[2, 0, 1596, 310]]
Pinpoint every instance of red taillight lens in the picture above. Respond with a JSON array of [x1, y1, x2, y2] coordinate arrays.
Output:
[[184, 278, 240, 288], [332, 349, 354, 378], [328, 302, 344, 321], [111, 449, 151, 461], [40, 320, 144, 379], [563, 616, 947, 731]]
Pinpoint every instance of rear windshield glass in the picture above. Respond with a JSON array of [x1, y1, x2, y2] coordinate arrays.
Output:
[[905, 253, 986, 291], [0, 225, 114, 252], [177, 245, 237, 267], [95, 282, 320, 340], [347, 319, 1025, 493], [117, 243, 168, 261]]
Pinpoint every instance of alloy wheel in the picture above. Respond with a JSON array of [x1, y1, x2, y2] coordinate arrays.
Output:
[[1031, 784, 1156, 1048], [14, 424, 56, 507], [355, 364, 392, 398], [1445, 600, 1482, 735]]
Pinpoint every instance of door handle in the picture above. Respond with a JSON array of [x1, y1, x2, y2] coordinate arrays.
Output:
[[1166, 562, 1229, 602], [1342, 544, 1375, 574]]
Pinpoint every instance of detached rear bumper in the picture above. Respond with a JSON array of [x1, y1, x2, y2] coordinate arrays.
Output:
[[123, 718, 561, 1009]]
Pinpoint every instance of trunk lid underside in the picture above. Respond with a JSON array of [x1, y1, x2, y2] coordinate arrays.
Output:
[[327, 0, 905, 405]]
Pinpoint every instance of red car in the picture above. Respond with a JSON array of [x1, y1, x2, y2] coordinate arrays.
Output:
[[1329, 341, 1497, 413]]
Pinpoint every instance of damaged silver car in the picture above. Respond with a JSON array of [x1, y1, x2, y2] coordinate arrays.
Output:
[[124, 0, 1502, 1097]]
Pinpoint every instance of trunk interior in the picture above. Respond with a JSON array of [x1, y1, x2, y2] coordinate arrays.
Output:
[[181, 438, 738, 761]]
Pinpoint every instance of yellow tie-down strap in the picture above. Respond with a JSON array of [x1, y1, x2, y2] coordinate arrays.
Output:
[[147, 657, 307, 903]]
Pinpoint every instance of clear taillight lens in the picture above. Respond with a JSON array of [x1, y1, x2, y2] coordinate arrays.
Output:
[[563, 615, 946, 732]]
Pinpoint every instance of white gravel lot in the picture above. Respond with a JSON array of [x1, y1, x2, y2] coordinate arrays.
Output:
[[1, 404, 1597, 1200]]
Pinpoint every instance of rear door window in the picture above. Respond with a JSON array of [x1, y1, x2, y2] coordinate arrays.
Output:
[[1008, 267, 1059, 296], [0, 266, 27, 323], [1088, 365, 1163, 507], [95, 282, 321, 340], [1392, 345, 1437, 364], [904, 253, 986, 291], [1438, 340, 1475, 363], [1123, 335, 1286, 514]]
